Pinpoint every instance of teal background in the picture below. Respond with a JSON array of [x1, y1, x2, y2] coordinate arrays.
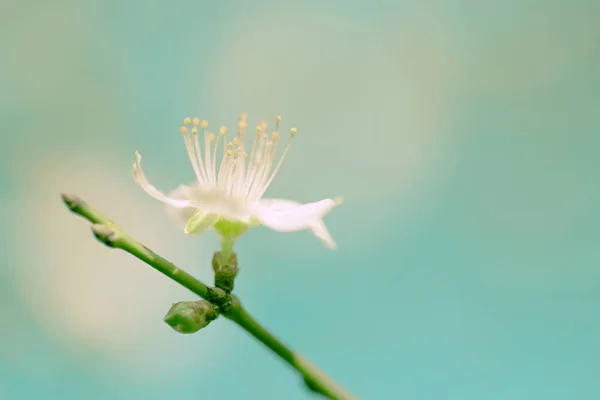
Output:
[[1, 0, 599, 399]]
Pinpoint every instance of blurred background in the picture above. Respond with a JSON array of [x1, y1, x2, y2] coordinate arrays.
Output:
[[1, 0, 599, 398]]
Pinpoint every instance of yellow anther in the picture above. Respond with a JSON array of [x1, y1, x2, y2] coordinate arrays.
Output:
[[232, 137, 240, 145], [272, 131, 280, 140], [191, 128, 198, 135], [192, 117, 201, 126], [207, 132, 216, 141], [240, 113, 248, 120], [200, 120, 209, 129], [290, 127, 297, 135], [219, 126, 227, 135], [276, 115, 281, 122], [238, 121, 248, 130], [180, 126, 189, 134], [183, 117, 192, 125]]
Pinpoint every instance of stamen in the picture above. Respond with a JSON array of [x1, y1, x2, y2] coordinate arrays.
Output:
[[244, 131, 268, 196], [232, 150, 247, 197], [204, 129, 213, 184], [248, 139, 275, 200], [244, 127, 261, 188], [238, 114, 248, 153], [181, 125, 207, 186], [255, 128, 297, 199], [212, 128, 225, 187], [193, 128, 209, 183], [178, 114, 294, 202]]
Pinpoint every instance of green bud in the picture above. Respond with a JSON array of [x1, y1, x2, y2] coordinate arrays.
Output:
[[212, 251, 239, 292], [163, 300, 218, 334], [184, 210, 220, 235]]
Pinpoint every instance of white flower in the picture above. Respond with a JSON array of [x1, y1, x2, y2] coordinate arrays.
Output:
[[132, 114, 343, 249]]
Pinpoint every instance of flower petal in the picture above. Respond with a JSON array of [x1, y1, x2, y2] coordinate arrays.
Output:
[[252, 197, 342, 248], [251, 199, 306, 232], [163, 185, 200, 230], [309, 219, 337, 249], [184, 209, 220, 235], [132, 151, 190, 207], [182, 186, 251, 221], [255, 197, 343, 226]]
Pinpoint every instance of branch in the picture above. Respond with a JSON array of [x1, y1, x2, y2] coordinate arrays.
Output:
[[61, 193, 356, 400]]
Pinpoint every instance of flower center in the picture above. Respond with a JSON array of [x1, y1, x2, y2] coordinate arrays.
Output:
[[179, 114, 296, 203]]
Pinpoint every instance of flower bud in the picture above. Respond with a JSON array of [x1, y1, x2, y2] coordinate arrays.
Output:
[[212, 251, 239, 292], [163, 300, 218, 334]]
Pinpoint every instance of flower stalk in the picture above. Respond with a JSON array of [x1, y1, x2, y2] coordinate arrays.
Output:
[[62, 193, 356, 400]]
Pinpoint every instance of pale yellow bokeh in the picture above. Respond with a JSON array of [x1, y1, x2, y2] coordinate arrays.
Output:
[[11, 153, 234, 382], [197, 7, 461, 219]]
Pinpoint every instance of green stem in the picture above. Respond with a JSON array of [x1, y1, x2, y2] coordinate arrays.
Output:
[[220, 235, 235, 265], [61, 193, 356, 400]]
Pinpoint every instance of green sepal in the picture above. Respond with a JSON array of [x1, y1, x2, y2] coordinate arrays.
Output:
[[184, 210, 220, 235]]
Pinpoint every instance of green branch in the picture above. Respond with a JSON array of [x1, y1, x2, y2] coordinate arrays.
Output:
[[61, 193, 356, 400]]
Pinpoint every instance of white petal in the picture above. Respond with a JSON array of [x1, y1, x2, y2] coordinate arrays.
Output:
[[309, 219, 337, 249], [254, 197, 342, 225], [296, 197, 343, 219], [252, 197, 342, 249], [182, 186, 251, 220], [184, 209, 220, 235], [163, 185, 200, 230], [132, 151, 190, 207]]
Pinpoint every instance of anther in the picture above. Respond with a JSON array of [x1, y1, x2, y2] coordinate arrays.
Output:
[[191, 128, 198, 135], [272, 131, 280, 140], [192, 117, 201, 126], [275, 115, 281, 131], [290, 127, 297, 135], [200, 120, 209, 129], [180, 126, 189, 135], [183, 117, 192, 126], [208, 132, 216, 141], [219, 126, 227, 136]]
